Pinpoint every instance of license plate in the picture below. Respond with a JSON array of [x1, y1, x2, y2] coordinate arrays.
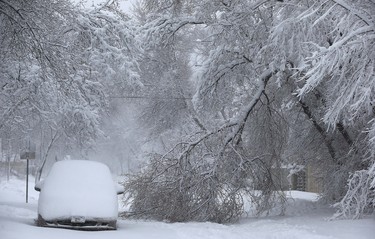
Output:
[[71, 216, 86, 223]]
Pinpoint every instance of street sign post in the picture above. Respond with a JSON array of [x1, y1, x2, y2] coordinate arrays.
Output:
[[20, 151, 35, 203]]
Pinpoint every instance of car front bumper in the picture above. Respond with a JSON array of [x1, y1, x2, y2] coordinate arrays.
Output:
[[36, 215, 117, 230]]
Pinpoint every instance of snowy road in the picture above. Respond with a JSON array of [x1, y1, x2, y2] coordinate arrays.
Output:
[[1, 178, 374, 239]]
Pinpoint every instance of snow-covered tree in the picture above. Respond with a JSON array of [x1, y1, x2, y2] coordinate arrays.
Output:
[[270, 0, 375, 218], [125, 0, 375, 221], [124, 0, 290, 222], [0, 0, 139, 168]]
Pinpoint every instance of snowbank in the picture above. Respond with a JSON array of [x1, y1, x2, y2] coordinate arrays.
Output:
[[1, 176, 374, 239]]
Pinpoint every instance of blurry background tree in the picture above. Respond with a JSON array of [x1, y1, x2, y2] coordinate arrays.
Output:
[[0, 0, 139, 177]]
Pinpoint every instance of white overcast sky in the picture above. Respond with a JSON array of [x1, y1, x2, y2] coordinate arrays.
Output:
[[77, 0, 136, 14], [118, 0, 135, 14]]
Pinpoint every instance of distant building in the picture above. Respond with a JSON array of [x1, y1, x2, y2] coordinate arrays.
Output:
[[290, 165, 323, 193], [272, 165, 323, 193]]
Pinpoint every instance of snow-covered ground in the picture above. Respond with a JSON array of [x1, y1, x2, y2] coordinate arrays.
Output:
[[1, 177, 374, 239]]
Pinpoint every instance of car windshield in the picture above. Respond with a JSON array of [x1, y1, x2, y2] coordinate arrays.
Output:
[[45, 160, 115, 194]]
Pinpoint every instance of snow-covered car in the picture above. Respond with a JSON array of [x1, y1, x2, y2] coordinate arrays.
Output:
[[34, 160, 124, 230]]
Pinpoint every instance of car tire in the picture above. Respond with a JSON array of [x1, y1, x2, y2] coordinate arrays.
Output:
[[108, 220, 117, 230], [36, 214, 47, 227]]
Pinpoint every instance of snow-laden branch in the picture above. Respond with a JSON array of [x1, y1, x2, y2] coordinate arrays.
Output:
[[331, 0, 374, 28], [199, 58, 249, 96], [224, 69, 276, 147], [332, 169, 375, 219], [324, 26, 372, 53], [0, 97, 28, 130], [141, 16, 205, 47], [172, 69, 276, 162]]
